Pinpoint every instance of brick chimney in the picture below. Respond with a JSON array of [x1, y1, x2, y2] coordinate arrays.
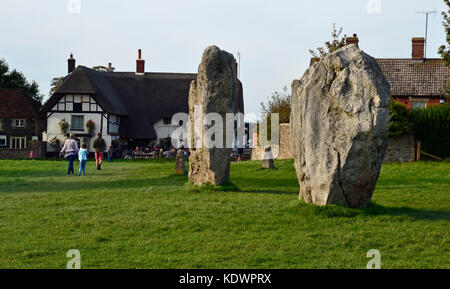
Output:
[[68, 53, 75, 74], [412, 37, 425, 61], [346, 34, 359, 46], [136, 49, 145, 75]]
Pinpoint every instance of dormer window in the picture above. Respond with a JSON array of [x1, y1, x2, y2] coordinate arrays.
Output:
[[12, 119, 25, 128], [163, 117, 171, 125], [73, 103, 82, 113]]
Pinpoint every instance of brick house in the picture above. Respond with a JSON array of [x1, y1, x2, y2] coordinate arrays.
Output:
[[0, 89, 45, 158], [347, 35, 450, 109]]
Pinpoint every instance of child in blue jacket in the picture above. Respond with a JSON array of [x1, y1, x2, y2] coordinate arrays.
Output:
[[78, 143, 88, 176]]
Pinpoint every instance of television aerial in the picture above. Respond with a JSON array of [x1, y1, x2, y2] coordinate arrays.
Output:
[[417, 10, 437, 59]]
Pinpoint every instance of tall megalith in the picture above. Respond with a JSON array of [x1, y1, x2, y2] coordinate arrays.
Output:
[[291, 44, 390, 207], [188, 46, 241, 185]]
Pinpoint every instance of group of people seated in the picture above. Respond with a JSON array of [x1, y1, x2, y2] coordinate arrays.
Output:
[[115, 139, 245, 161], [121, 143, 187, 159]]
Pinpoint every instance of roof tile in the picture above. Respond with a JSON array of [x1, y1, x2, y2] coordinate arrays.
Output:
[[0, 89, 41, 118], [376, 58, 450, 97]]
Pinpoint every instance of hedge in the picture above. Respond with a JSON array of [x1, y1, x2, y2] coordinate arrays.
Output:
[[389, 100, 412, 137], [411, 104, 450, 158]]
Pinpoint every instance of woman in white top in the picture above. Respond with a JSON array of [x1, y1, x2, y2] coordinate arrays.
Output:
[[60, 133, 79, 175]]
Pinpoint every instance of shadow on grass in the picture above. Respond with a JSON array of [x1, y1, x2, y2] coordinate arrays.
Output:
[[1, 171, 298, 195], [185, 178, 298, 195], [301, 202, 450, 221], [184, 181, 240, 193], [0, 168, 64, 178], [230, 177, 299, 195], [239, 188, 298, 195], [0, 174, 189, 194]]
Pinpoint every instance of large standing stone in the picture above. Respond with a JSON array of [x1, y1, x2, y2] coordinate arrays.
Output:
[[174, 150, 186, 175], [291, 44, 390, 208], [188, 46, 239, 185], [262, 146, 275, 169]]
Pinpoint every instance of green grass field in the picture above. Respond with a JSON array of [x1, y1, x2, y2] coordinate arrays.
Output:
[[0, 158, 448, 269]]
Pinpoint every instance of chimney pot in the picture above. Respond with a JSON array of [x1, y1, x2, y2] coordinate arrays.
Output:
[[136, 49, 145, 75], [346, 34, 359, 46], [68, 53, 76, 74], [412, 37, 425, 61]]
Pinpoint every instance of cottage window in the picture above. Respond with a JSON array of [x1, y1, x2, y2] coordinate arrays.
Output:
[[10, 136, 27, 149], [0, 135, 7, 147], [71, 115, 84, 131], [163, 117, 171, 125], [412, 101, 427, 110], [12, 119, 25, 128]]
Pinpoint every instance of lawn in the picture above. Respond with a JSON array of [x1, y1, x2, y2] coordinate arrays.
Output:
[[0, 158, 448, 269]]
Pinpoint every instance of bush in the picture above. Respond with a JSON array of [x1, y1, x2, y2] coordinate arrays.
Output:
[[59, 119, 69, 135], [411, 104, 450, 158], [86, 120, 95, 135], [389, 99, 412, 137], [260, 86, 291, 124]]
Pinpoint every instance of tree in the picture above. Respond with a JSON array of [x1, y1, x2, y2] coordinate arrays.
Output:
[[438, 0, 450, 67], [309, 23, 347, 58], [0, 59, 44, 103], [49, 76, 65, 96], [260, 86, 291, 124], [442, 78, 450, 99], [439, 1, 450, 98]]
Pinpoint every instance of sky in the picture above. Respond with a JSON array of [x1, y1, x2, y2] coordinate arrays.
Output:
[[0, 0, 447, 121]]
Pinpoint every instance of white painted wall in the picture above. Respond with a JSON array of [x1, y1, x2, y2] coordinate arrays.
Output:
[[43, 94, 115, 152], [153, 119, 180, 144], [44, 112, 112, 152]]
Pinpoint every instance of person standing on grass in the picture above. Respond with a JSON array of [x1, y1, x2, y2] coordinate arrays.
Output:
[[107, 145, 113, 163], [237, 147, 244, 162], [60, 133, 79, 176], [78, 143, 88, 176], [93, 132, 106, 170]]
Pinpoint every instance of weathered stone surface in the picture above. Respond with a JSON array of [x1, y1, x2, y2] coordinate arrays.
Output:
[[262, 146, 275, 169], [174, 150, 186, 175], [291, 44, 390, 208], [188, 46, 239, 185]]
